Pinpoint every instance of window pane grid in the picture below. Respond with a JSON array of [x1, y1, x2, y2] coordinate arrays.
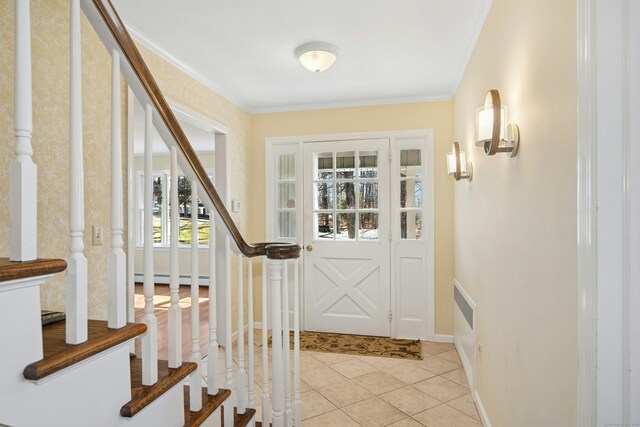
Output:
[[275, 154, 297, 239], [313, 150, 380, 241], [137, 172, 212, 247]]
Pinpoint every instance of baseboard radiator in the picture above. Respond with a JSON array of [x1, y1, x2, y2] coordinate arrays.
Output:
[[453, 279, 477, 389]]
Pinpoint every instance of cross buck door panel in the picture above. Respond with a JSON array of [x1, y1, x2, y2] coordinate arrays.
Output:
[[303, 139, 391, 337]]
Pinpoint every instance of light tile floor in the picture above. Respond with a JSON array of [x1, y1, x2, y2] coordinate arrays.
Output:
[[199, 333, 481, 426]]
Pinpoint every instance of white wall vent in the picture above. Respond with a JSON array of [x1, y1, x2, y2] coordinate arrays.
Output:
[[454, 283, 474, 330], [453, 279, 477, 389]]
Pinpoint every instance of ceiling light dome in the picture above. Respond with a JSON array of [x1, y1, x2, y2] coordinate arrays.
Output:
[[294, 42, 338, 73]]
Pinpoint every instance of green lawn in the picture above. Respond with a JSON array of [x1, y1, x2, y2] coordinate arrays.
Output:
[[153, 217, 210, 244]]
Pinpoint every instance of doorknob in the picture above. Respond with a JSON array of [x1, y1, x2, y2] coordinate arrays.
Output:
[[305, 244, 313, 252]]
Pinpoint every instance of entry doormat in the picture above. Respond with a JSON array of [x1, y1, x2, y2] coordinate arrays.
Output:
[[269, 331, 422, 360]]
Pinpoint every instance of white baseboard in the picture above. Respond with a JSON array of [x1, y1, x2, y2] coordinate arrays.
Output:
[[454, 336, 475, 389], [428, 334, 454, 343], [252, 322, 264, 330], [472, 389, 492, 427]]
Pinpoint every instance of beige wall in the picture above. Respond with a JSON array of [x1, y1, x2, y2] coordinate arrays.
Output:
[[453, 0, 577, 425], [249, 102, 455, 334], [0, 0, 251, 324]]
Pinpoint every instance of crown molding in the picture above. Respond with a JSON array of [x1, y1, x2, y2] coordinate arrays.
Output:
[[450, 0, 493, 99], [250, 94, 453, 115]]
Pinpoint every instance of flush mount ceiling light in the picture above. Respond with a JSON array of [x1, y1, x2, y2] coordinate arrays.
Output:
[[476, 89, 520, 157], [294, 42, 338, 73], [447, 141, 473, 181]]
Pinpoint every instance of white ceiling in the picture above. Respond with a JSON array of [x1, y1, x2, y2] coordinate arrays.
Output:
[[112, 0, 492, 114]]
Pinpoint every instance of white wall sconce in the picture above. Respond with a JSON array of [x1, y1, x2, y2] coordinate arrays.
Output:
[[447, 141, 473, 181], [294, 42, 338, 73], [476, 89, 520, 157]]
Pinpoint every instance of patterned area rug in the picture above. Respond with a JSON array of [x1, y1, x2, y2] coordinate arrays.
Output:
[[269, 331, 422, 360]]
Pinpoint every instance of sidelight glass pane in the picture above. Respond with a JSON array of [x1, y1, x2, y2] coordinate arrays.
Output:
[[359, 213, 379, 240], [359, 182, 378, 209], [400, 179, 422, 208], [400, 211, 422, 240], [316, 213, 333, 239], [400, 149, 422, 179], [316, 153, 333, 180], [278, 183, 296, 209], [336, 151, 356, 179], [315, 182, 334, 210], [278, 212, 296, 238], [336, 182, 356, 209], [336, 213, 356, 240], [359, 151, 378, 178], [277, 154, 295, 180]]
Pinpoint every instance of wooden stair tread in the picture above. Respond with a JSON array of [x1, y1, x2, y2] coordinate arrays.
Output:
[[221, 406, 256, 427], [255, 422, 271, 427], [0, 257, 66, 282], [183, 386, 231, 427], [121, 358, 197, 417], [23, 320, 146, 381]]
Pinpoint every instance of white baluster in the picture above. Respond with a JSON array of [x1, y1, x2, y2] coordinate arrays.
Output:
[[282, 261, 292, 426], [108, 49, 126, 329], [10, 0, 37, 262], [237, 253, 246, 414], [261, 257, 271, 426], [293, 259, 301, 426], [66, 0, 87, 345], [247, 258, 255, 409], [126, 93, 135, 343], [190, 181, 202, 411], [142, 104, 158, 385], [270, 259, 285, 427], [207, 214, 219, 395], [168, 147, 181, 368], [224, 236, 233, 427]]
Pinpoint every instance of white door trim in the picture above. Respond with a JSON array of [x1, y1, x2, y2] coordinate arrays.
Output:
[[576, 0, 597, 424], [265, 129, 435, 340], [578, 0, 640, 424]]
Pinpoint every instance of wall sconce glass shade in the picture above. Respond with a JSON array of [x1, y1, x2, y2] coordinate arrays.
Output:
[[447, 141, 472, 181], [475, 89, 520, 157], [295, 42, 338, 73]]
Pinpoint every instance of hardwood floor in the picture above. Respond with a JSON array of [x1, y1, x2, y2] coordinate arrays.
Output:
[[134, 284, 211, 361]]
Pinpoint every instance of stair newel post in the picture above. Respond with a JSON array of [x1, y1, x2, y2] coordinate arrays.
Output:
[[207, 213, 218, 395], [108, 49, 126, 329], [10, 0, 37, 262], [142, 104, 158, 385], [237, 253, 246, 414], [168, 147, 182, 368], [282, 260, 292, 426], [293, 258, 301, 426], [270, 258, 285, 427], [66, 0, 88, 345], [247, 258, 255, 409], [190, 180, 203, 411], [224, 236, 234, 427], [261, 256, 271, 426]]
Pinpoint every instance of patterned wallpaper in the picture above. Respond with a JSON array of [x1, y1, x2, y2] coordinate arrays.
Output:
[[0, 0, 251, 322]]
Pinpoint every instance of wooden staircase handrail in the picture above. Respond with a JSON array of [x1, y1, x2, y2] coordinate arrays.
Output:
[[89, 0, 300, 260]]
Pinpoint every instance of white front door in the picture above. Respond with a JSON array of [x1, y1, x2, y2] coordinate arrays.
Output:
[[303, 139, 391, 336]]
